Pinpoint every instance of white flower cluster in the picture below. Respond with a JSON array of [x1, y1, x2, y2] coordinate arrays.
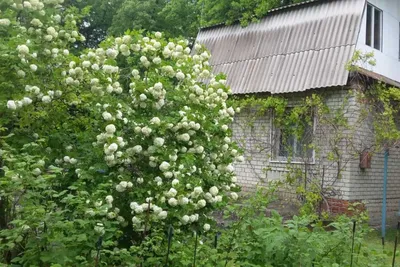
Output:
[[5, 7, 241, 231], [0, 19, 11, 26], [116, 181, 133, 192], [180, 213, 199, 225], [130, 201, 168, 228]]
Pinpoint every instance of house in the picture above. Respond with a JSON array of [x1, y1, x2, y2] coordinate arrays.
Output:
[[196, 0, 400, 225]]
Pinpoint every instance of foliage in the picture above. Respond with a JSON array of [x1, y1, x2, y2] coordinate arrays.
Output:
[[347, 50, 400, 148], [210, 188, 387, 267], [0, 0, 241, 265], [128, 187, 389, 266], [65, 0, 125, 48], [67, 0, 309, 47], [199, 0, 306, 27]]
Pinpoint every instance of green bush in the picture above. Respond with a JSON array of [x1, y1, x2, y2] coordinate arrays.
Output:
[[0, 0, 239, 265], [160, 187, 389, 267]]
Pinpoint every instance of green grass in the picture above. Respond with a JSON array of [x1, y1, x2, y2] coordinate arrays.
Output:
[[364, 228, 400, 266]]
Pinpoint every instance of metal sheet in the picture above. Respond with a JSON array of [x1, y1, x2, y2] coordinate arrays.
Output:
[[196, 0, 366, 94]]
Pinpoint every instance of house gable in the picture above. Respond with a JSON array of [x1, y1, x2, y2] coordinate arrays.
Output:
[[356, 0, 400, 83]]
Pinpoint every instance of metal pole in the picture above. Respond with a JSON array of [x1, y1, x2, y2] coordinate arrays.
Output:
[[392, 221, 400, 267], [350, 221, 357, 267], [165, 225, 173, 266], [382, 148, 389, 246]]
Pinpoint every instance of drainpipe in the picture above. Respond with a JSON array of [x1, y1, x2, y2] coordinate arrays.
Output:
[[382, 148, 389, 246]]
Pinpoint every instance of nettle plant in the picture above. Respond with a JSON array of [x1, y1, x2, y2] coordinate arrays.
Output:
[[0, 0, 241, 265]]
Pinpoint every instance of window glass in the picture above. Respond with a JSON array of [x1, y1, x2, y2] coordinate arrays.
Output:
[[272, 110, 314, 162], [365, 3, 382, 51], [366, 4, 372, 46], [374, 8, 381, 50]]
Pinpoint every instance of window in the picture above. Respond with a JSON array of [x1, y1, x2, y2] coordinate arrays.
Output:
[[365, 3, 382, 51], [270, 109, 315, 163]]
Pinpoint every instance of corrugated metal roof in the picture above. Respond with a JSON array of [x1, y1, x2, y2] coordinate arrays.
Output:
[[196, 0, 366, 94]]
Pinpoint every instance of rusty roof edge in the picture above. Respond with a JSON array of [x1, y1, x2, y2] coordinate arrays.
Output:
[[198, 0, 323, 32], [353, 68, 400, 89]]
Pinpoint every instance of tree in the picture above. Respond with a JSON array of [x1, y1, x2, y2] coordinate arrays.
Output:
[[199, 0, 307, 27], [67, 0, 308, 47]]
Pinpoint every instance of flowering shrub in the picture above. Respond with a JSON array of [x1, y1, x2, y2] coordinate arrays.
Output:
[[0, 0, 240, 265]]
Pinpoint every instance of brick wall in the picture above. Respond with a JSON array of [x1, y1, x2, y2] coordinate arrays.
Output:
[[231, 86, 400, 225]]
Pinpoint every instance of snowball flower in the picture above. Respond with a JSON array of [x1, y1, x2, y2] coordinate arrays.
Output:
[[130, 202, 139, 209], [134, 206, 144, 214], [102, 112, 113, 121], [116, 184, 125, 192], [159, 161, 170, 172], [196, 146, 204, 154], [7, 100, 17, 110], [132, 216, 141, 224], [203, 224, 211, 232], [139, 56, 147, 63], [82, 61, 91, 68], [226, 164, 235, 172], [167, 188, 177, 197], [150, 117, 161, 125], [30, 64, 37, 71], [193, 186, 203, 195], [0, 19, 11, 26], [236, 155, 245, 162], [107, 212, 116, 219], [153, 57, 161, 64], [32, 168, 41, 176], [17, 45, 29, 55], [108, 143, 118, 152], [139, 94, 147, 101], [178, 133, 190, 142], [30, 18, 42, 27], [168, 198, 178, 207], [209, 186, 219, 196], [141, 126, 152, 136], [42, 95, 51, 103], [22, 97, 32, 105], [230, 192, 239, 201], [176, 72, 185, 80], [105, 195, 114, 204], [158, 211, 168, 219], [132, 145, 142, 153], [153, 137, 164, 147], [197, 199, 206, 208], [172, 179, 179, 186], [17, 70, 25, 77], [181, 215, 190, 224], [179, 197, 189, 205], [105, 124, 116, 134], [155, 32, 162, 38], [131, 69, 139, 76]]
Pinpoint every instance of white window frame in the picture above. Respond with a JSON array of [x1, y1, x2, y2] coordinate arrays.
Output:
[[365, 3, 383, 51], [269, 110, 316, 164]]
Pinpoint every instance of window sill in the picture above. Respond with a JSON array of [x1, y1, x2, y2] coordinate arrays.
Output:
[[269, 159, 315, 165]]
